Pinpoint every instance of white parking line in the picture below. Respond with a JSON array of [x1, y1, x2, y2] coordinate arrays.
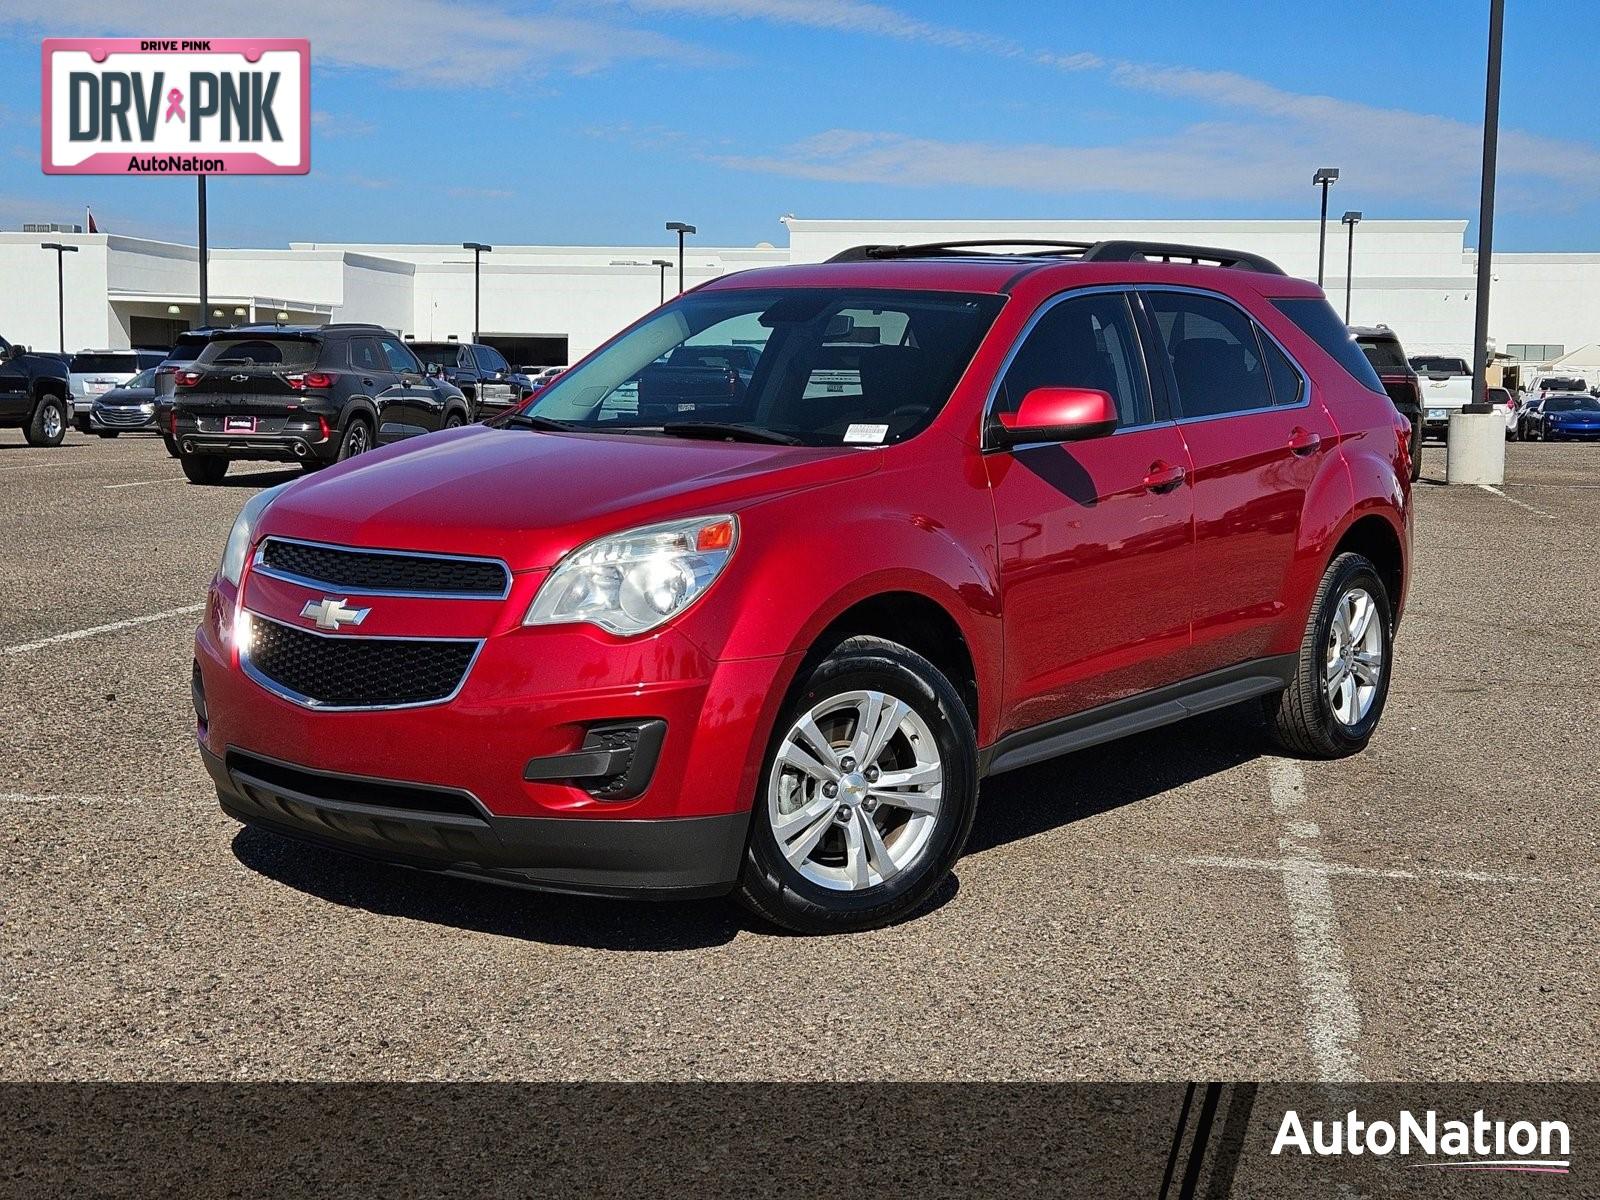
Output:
[[1166, 853, 1545, 887], [1, 603, 205, 656], [1266, 759, 1365, 1083], [103, 477, 185, 489], [0, 456, 92, 472], [1478, 484, 1557, 520]]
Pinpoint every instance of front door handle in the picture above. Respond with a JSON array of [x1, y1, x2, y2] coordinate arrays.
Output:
[[1288, 427, 1322, 456], [1143, 460, 1187, 493]]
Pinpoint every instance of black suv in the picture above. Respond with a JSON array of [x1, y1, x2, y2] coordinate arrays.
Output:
[[1352, 326, 1423, 482], [172, 324, 471, 485], [406, 340, 529, 414], [0, 335, 72, 447]]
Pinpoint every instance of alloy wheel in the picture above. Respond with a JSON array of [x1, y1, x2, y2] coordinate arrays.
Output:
[[42, 404, 63, 440], [768, 690, 943, 891], [1325, 585, 1384, 727]]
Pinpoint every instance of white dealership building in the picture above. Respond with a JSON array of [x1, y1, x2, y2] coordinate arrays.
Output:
[[3, 216, 1598, 379]]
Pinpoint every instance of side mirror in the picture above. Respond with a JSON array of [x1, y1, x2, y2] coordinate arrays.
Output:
[[994, 387, 1118, 446], [424, 362, 442, 377]]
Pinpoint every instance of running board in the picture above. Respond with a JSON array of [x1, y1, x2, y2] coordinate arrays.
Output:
[[978, 656, 1295, 778]]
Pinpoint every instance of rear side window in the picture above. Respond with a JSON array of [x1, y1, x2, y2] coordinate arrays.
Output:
[[197, 338, 319, 368], [1262, 338, 1305, 407], [1146, 291, 1273, 418], [996, 291, 1153, 429], [350, 338, 385, 372], [1273, 299, 1387, 396]]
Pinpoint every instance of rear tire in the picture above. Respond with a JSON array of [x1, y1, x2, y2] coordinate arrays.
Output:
[[25, 395, 67, 447], [1264, 553, 1393, 759], [337, 416, 373, 461], [1409, 416, 1423, 481], [734, 635, 977, 934], [180, 454, 229, 485]]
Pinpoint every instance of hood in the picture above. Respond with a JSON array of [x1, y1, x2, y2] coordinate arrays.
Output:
[[258, 424, 880, 570]]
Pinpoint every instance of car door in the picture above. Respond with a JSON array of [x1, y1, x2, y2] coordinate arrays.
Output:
[[383, 336, 441, 435], [0, 341, 31, 420], [1142, 288, 1340, 675], [472, 344, 515, 408], [349, 336, 404, 436], [984, 289, 1197, 736]]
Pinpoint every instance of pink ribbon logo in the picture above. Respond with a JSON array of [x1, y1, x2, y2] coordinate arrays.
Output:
[[164, 88, 185, 123]]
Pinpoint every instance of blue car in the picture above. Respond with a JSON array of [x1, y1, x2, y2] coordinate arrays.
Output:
[[1529, 395, 1600, 441]]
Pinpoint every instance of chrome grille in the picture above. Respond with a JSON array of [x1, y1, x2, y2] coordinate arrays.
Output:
[[256, 537, 510, 598]]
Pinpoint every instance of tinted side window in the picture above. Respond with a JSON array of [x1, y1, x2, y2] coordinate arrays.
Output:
[[1261, 335, 1305, 406], [996, 292, 1152, 429], [1146, 291, 1273, 419], [1273, 298, 1387, 395], [350, 338, 386, 373], [474, 345, 509, 373], [380, 337, 421, 374]]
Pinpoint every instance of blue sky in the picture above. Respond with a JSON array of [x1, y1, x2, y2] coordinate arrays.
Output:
[[3, 1, 1598, 250]]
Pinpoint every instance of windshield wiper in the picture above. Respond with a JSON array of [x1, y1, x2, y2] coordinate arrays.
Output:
[[504, 412, 575, 432], [652, 422, 801, 446]]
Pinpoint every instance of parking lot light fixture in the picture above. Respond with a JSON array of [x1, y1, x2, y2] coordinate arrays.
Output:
[[463, 242, 493, 341], [652, 259, 673, 306], [1341, 211, 1363, 323], [1313, 168, 1340, 287], [666, 222, 696, 294], [39, 242, 79, 353]]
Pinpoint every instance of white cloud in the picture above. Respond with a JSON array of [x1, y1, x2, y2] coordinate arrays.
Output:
[[5, 0, 718, 84]]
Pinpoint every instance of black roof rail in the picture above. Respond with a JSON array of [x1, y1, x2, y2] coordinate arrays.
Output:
[[1079, 240, 1286, 275], [824, 238, 1286, 275], [826, 239, 1096, 263]]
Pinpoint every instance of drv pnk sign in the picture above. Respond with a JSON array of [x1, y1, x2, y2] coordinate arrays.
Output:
[[42, 38, 309, 175]]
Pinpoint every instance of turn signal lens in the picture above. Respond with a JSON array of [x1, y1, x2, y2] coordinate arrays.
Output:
[[696, 519, 735, 552]]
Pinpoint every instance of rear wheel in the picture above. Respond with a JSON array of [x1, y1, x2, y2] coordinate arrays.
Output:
[[1265, 553, 1393, 758], [337, 416, 373, 461], [180, 454, 229, 485], [25, 395, 67, 447], [735, 636, 977, 934]]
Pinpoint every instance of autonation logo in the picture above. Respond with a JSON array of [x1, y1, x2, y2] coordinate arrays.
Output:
[[1273, 1108, 1571, 1174]]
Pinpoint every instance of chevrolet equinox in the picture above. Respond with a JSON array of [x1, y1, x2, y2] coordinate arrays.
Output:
[[193, 240, 1412, 933]]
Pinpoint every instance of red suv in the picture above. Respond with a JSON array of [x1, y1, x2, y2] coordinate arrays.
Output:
[[193, 240, 1411, 933]]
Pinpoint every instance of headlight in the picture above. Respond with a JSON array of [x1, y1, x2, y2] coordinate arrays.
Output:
[[219, 484, 289, 586], [525, 514, 738, 636]]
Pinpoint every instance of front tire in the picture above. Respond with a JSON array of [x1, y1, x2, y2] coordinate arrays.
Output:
[[25, 395, 68, 447], [734, 635, 977, 934], [1265, 553, 1393, 758], [180, 454, 229, 485]]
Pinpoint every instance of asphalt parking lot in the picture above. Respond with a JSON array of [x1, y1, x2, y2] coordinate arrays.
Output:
[[2, 432, 1595, 1082]]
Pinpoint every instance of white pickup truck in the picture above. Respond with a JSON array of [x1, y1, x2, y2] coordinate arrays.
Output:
[[1408, 355, 1512, 440]]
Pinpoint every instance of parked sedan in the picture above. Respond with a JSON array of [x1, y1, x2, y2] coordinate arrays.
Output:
[[1527, 395, 1600, 441], [89, 366, 159, 435]]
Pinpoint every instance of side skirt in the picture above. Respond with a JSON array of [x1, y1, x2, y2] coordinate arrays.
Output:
[[978, 656, 1295, 778]]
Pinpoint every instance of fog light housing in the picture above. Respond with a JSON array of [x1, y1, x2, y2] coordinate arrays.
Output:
[[522, 719, 667, 801]]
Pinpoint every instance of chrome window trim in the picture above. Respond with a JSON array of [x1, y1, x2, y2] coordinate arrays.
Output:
[[239, 610, 485, 712], [1134, 284, 1313, 425], [252, 535, 513, 600], [980, 284, 1164, 452]]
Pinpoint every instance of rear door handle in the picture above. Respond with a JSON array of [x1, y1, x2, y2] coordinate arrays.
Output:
[[361, 377, 376, 387], [1143, 460, 1187, 493], [1288, 427, 1322, 456]]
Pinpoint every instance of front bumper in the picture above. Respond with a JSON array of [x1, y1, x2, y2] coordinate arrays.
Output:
[[202, 744, 748, 897], [91, 404, 157, 431]]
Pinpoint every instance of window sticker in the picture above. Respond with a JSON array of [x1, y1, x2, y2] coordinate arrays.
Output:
[[844, 423, 889, 444]]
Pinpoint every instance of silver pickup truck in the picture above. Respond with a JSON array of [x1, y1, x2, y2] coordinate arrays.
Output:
[[1409, 355, 1512, 440]]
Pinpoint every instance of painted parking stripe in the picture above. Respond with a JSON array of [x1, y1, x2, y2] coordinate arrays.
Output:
[[1, 603, 205, 655], [1477, 484, 1557, 520]]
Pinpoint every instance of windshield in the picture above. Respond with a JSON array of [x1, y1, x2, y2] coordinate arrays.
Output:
[[409, 343, 464, 367], [164, 334, 211, 365], [1538, 377, 1586, 391], [1544, 396, 1600, 412], [1411, 356, 1471, 376], [119, 367, 158, 389], [70, 352, 139, 374], [526, 288, 1003, 446], [196, 338, 319, 368]]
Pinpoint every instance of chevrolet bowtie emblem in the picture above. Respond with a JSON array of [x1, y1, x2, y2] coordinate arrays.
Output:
[[300, 597, 370, 631]]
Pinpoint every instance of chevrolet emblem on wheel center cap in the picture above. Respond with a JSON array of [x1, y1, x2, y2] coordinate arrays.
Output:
[[300, 597, 370, 631]]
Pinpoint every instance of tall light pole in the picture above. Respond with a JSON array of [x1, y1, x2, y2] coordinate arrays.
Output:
[[652, 259, 673, 306], [462, 242, 492, 341], [197, 175, 209, 321], [1340, 211, 1363, 323], [666, 222, 695, 294], [1466, 0, 1504, 416], [1313, 168, 1340, 287], [40, 242, 78, 353]]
